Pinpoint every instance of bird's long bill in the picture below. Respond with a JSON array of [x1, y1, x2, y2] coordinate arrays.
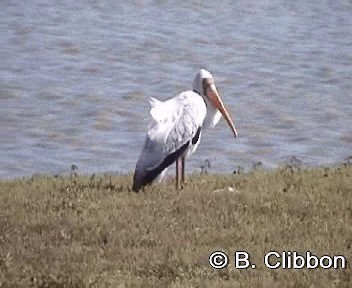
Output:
[[205, 82, 238, 138]]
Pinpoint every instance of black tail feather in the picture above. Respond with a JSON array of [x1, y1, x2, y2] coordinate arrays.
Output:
[[132, 127, 202, 192]]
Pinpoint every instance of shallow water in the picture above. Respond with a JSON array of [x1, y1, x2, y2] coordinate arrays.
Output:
[[1, 0, 352, 178]]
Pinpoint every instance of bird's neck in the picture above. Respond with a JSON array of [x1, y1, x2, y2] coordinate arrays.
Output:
[[193, 89, 222, 129], [202, 96, 222, 129]]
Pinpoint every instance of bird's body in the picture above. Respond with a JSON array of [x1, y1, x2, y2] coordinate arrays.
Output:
[[133, 69, 237, 192], [133, 91, 206, 191]]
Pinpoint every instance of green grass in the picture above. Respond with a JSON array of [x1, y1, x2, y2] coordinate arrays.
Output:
[[0, 164, 351, 287]]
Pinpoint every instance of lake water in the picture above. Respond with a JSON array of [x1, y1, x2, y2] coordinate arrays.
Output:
[[1, 0, 352, 178]]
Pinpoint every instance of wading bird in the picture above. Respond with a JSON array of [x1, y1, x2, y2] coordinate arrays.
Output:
[[132, 69, 238, 192]]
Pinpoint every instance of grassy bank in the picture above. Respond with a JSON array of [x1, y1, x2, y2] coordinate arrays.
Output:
[[0, 164, 351, 287]]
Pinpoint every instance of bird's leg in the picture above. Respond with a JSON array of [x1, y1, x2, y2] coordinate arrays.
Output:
[[181, 156, 185, 188], [176, 157, 180, 190]]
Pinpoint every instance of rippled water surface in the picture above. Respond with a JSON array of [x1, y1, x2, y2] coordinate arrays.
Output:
[[1, 0, 352, 178]]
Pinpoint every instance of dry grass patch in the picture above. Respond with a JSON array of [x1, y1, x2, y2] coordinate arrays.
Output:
[[0, 165, 351, 287]]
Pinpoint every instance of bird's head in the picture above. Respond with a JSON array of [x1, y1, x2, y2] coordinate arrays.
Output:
[[193, 69, 238, 138]]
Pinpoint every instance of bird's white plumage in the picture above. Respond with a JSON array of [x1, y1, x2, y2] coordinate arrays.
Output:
[[133, 68, 237, 192], [135, 91, 207, 175], [193, 70, 222, 129]]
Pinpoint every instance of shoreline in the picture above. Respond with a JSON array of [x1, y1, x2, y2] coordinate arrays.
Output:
[[1, 155, 351, 182]]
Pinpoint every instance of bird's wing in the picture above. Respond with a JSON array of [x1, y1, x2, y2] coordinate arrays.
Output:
[[135, 91, 207, 173], [148, 96, 180, 124]]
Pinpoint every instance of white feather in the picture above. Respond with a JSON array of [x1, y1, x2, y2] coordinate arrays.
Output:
[[149, 97, 163, 122], [135, 91, 206, 174]]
